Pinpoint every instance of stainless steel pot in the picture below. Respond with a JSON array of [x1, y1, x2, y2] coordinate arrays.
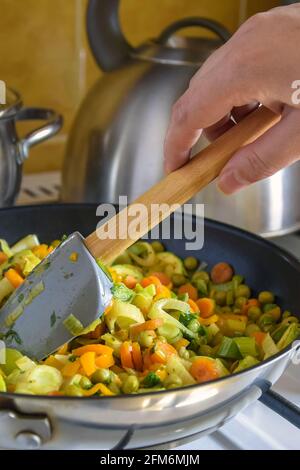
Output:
[[0, 204, 299, 450], [0, 88, 62, 206], [62, 0, 300, 237]]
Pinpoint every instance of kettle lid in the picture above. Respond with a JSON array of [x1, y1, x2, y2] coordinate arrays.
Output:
[[0, 88, 22, 119], [131, 18, 231, 66]]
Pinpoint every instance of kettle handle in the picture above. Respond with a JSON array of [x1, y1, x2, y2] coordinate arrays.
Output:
[[157, 17, 231, 44], [87, 0, 133, 72], [86, 1, 231, 72]]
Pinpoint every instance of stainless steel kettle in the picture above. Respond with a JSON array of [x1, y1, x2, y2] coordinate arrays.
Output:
[[62, 0, 300, 237], [0, 88, 62, 206]]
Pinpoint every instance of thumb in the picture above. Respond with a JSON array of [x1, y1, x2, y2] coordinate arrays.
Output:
[[218, 108, 300, 194]]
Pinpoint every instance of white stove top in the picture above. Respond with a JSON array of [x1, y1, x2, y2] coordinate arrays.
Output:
[[17, 172, 300, 451]]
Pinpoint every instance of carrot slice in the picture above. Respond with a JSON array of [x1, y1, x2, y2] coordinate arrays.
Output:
[[95, 354, 115, 369], [157, 341, 177, 357], [196, 298, 215, 318], [130, 318, 164, 336], [188, 298, 200, 313], [0, 252, 8, 265], [123, 275, 138, 289], [57, 343, 68, 355], [61, 359, 81, 377], [141, 276, 162, 289], [44, 355, 64, 370], [211, 262, 233, 284], [151, 350, 167, 365], [120, 341, 134, 369], [132, 342, 143, 371], [72, 344, 113, 356], [150, 272, 171, 286], [190, 357, 219, 383], [4, 268, 24, 288], [251, 331, 267, 346], [242, 298, 261, 315], [80, 351, 96, 376], [178, 283, 198, 301]]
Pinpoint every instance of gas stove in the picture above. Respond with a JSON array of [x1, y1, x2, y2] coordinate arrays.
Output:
[[15, 172, 300, 450]]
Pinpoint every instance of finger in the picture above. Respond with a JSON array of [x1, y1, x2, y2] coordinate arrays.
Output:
[[218, 107, 300, 194], [204, 102, 260, 142], [164, 71, 250, 173]]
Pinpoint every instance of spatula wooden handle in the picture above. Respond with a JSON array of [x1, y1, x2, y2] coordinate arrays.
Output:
[[86, 106, 280, 264]]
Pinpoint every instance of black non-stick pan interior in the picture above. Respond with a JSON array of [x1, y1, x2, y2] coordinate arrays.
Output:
[[0, 203, 300, 316]]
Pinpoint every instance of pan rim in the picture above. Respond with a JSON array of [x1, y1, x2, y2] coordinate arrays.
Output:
[[0, 202, 299, 401]]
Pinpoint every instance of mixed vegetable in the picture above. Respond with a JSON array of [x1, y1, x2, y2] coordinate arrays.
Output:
[[0, 236, 299, 397]]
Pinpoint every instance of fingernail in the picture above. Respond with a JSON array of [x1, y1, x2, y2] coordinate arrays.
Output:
[[217, 169, 246, 195]]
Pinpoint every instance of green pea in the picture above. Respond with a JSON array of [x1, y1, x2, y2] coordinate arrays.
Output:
[[258, 291, 275, 304], [172, 274, 187, 287], [151, 241, 165, 253], [192, 271, 210, 283], [215, 291, 227, 306], [188, 319, 201, 333], [199, 344, 214, 357], [79, 376, 92, 390], [235, 285, 251, 299], [245, 323, 261, 337], [268, 306, 281, 322], [122, 375, 139, 394], [91, 368, 112, 385], [108, 382, 121, 395], [233, 308, 241, 314], [263, 303, 278, 313], [235, 296, 248, 309], [64, 385, 84, 397], [184, 256, 198, 271], [226, 290, 235, 306], [248, 306, 262, 322], [221, 306, 232, 313], [138, 331, 155, 348]]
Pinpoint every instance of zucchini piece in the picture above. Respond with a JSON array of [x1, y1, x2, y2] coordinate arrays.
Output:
[[112, 264, 143, 281], [155, 252, 187, 277], [166, 355, 196, 386]]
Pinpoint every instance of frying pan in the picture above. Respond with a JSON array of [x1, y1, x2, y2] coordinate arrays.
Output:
[[0, 203, 299, 450]]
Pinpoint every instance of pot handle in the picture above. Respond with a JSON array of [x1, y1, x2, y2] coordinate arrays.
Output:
[[157, 17, 231, 44], [16, 107, 63, 163]]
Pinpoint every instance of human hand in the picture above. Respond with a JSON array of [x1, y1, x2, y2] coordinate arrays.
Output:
[[164, 4, 300, 194]]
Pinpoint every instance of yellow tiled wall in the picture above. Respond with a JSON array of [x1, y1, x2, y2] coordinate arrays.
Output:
[[0, 0, 280, 174]]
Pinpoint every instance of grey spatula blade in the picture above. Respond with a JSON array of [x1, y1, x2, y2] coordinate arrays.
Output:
[[0, 232, 112, 360]]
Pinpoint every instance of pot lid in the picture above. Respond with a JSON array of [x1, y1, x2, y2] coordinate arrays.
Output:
[[0, 87, 22, 119]]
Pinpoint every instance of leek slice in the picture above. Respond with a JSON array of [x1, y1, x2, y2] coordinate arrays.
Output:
[[148, 299, 196, 339], [112, 264, 143, 281], [63, 314, 84, 336], [11, 235, 40, 255], [0, 239, 12, 258], [105, 300, 144, 332], [277, 323, 300, 350], [128, 242, 156, 267], [234, 356, 259, 373], [0, 374, 6, 392], [14, 365, 63, 395], [11, 249, 41, 276], [155, 252, 187, 277], [262, 333, 278, 359], [166, 355, 195, 386], [0, 348, 23, 375]]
